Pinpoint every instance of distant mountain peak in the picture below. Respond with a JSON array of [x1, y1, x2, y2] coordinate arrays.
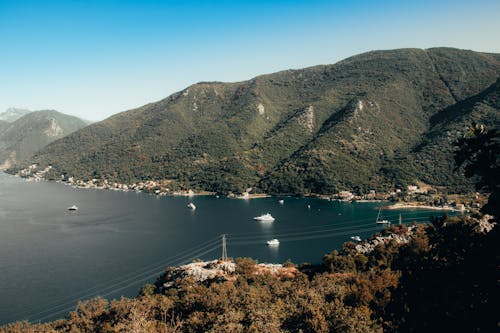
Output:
[[0, 110, 89, 170], [0, 108, 32, 122]]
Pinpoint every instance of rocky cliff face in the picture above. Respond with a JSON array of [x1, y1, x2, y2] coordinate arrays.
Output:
[[158, 259, 299, 291]]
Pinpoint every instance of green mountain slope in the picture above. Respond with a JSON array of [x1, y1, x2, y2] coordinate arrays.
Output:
[[0, 110, 88, 169], [22, 48, 500, 193], [383, 78, 500, 191]]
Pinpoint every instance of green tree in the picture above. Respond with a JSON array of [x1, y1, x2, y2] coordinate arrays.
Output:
[[454, 123, 499, 219]]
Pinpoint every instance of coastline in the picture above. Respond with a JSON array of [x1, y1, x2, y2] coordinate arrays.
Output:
[[8, 172, 272, 199], [386, 202, 465, 212], [232, 193, 271, 200], [4, 171, 474, 209]]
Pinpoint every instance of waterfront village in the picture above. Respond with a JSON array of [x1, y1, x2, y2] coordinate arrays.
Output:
[[19, 164, 484, 212]]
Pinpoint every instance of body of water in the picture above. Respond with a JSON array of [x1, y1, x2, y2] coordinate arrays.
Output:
[[0, 173, 455, 324]]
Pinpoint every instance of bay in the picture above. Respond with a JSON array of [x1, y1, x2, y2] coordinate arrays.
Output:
[[0, 173, 454, 325]]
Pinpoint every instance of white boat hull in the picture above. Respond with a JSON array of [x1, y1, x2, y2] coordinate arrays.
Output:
[[267, 239, 279, 246], [254, 213, 275, 222]]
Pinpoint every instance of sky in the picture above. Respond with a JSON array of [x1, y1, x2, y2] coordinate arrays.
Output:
[[0, 0, 499, 121]]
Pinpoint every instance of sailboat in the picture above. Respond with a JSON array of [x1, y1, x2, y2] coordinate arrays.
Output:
[[375, 208, 390, 225]]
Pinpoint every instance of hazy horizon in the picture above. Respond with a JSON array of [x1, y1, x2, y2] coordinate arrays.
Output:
[[1, 0, 500, 121]]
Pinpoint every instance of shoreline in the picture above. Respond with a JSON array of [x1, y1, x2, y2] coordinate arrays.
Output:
[[3, 172, 473, 208], [11, 173, 271, 200], [385, 202, 465, 212], [232, 193, 271, 200]]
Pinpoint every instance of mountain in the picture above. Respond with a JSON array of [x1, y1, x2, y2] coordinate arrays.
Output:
[[0, 108, 32, 122], [383, 77, 500, 190], [0, 110, 89, 169], [21, 48, 500, 194], [0, 120, 8, 133]]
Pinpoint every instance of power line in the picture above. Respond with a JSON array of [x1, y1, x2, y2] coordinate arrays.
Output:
[[14, 209, 456, 325], [226, 210, 455, 239], [23, 223, 382, 324], [11, 236, 220, 323], [19, 239, 221, 325], [30, 244, 221, 324], [229, 225, 384, 246], [228, 216, 440, 245]]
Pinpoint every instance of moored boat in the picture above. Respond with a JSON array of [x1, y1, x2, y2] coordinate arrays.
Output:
[[267, 239, 279, 246], [351, 236, 362, 242], [254, 213, 275, 222], [375, 208, 390, 224]]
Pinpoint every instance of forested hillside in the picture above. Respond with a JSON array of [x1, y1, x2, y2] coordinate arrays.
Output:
[[382, 77, 500, 190], [20, 48, 500, 194]]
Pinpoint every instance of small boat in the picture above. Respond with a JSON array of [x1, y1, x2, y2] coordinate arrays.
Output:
[[351, 236, 362, 242], [307, 204, 311, 209], [278, 199, 284, 204], [267, 239, 280, 246], [253, 213, 275, 222], [187, 202, 196, 210], [67, 205, 78, 211], [375, 208, 390, 225]]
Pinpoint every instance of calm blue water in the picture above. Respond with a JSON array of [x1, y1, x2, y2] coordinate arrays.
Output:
[[0, 173, 455, 325]]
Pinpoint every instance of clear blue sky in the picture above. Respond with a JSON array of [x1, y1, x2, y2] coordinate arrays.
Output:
[[1, 0, 499, 120]]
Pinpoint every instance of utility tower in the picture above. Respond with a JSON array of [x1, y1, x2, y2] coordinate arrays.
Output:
[[221, 234, 227, 261]]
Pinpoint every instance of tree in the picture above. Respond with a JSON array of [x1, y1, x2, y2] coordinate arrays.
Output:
[[454, 123, 500, 219]]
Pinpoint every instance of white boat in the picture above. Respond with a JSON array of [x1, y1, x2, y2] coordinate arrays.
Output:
[[375, 208, 390, 225], [187, 202, 196, 210], [267, 239, 280, 246], [67, 205, 78, 211], [278, 199, 284, 204], [253, 213, 275, 222], [351, 236, 362, 242]]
